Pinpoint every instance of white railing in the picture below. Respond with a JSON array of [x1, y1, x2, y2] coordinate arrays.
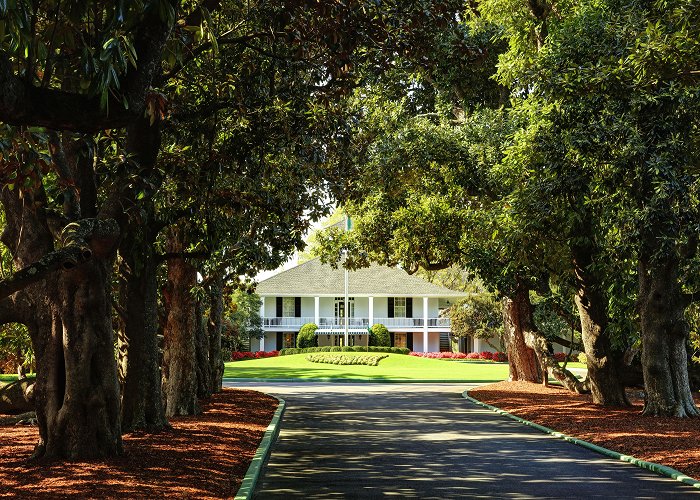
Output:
[[263, 316, 314, 328], [373, 317, 451, 328], [318, 317, 370, 327]]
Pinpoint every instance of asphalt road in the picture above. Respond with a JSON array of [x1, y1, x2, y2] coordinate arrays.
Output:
[[225, 382, 699, 499]]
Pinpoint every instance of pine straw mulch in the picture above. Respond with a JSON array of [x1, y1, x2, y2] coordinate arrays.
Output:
[[0, 388, 278, 499], [470, 381, 700, 479]]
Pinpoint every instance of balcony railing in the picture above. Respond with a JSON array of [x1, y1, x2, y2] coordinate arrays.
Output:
[[318, 317, 369, 327], [262, 316, 451, 329], [263, 316, 314, 328]]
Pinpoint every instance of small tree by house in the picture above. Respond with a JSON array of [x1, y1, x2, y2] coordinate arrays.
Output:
[[297, 323, 319, 348], [370, 324, 391, 347]]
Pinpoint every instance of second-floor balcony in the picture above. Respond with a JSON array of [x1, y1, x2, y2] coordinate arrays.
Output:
[[262, 316, 451, 329]]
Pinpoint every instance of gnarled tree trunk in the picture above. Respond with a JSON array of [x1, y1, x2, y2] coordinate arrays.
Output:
[[195, 297, 211, 399], [118, 218, 169, 432], [639, 253, 699, 417], [572, 241, 629, 406], [207, 276, 225, 394], [162, 227, 199, 417], [502, 284, 541, 383]]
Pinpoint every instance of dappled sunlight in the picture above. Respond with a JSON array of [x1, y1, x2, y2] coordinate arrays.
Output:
[[239, 382, 698, 498]]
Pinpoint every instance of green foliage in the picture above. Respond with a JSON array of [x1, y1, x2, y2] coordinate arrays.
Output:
[[297, 323, 319, 349], [223, 291, 262, 355], [448, 289, 503, 348], [305, 354, 389, 366], [369, 324, 391, 347], [0, 324, 33, 374]]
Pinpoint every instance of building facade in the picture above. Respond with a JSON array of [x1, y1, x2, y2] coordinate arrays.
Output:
[[255, 258, 491, 353]]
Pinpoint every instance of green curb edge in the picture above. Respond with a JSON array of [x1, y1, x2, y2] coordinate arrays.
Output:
[[462, 389, 700, 490], [224, 377, 503, 384], [234, 395, 286, 500]]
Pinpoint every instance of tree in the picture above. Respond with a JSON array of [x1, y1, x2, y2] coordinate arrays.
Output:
[[448, 291, 503, 351], [369, 324, 390, 347], [297, 323, 318, 349]]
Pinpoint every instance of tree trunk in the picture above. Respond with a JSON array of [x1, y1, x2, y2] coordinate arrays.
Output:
[[638, 253, 699, 417], [35, 263, 123, 459], [572, 243, 630, 406], [1, 187, 122, 459], [195, 298, 211, 399], [502, 284, 541, 383], [118, 220, 169, 432], [161, 227, 199, 417], [207, 276, 225, 394]]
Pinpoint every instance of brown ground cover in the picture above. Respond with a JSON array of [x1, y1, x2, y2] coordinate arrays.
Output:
[[0, 388, 277, 499], [470, 381, 700, 479]]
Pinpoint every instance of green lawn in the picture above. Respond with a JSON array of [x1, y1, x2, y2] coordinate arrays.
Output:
[[223, 353, 510, 382]]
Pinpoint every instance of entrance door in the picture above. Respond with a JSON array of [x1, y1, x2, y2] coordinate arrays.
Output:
[[334, 297, 354, 325]]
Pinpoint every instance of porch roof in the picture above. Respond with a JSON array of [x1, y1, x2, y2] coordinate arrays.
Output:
[[256, 258, 466, 298]]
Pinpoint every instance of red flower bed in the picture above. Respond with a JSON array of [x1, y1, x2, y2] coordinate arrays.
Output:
[[230, 351, 279, 361], [409, 351, 508, 361]]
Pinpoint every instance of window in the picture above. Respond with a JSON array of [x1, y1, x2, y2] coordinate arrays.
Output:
[[283, 297, 295, 317], [394, 333, 407, 348], [394, 297, 407, 318], [334, 297, 355, 319], [283, 333, 296, 348]]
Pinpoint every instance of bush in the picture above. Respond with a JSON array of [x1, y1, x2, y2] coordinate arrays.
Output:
[[553, 352, 567, 362], [578, 352, 587, 364], [306, 353, 389, 366], [466, 352, 480, 359], [479, 351, 493, 360], [297, 323, 318, 348], [279, 346, 410, 356], [492, 352, 508, 362], [369, 324, 391, 347]]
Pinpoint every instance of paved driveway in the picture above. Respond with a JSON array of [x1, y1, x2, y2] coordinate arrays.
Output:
[[226, 382, 699, 499]]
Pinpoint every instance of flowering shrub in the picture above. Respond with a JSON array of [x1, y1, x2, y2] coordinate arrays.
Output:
[[479, 351, 493, 360], [466, 352, 480, 359], [230, 351, 279, 361], [409, 352, 467, 359], [491, 352, 508, 362], [554, 352, 568, 362], [306, 354, 388, 366]]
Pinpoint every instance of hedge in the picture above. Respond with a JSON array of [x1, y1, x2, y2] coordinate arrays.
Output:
[[280, 346, 410, 356]]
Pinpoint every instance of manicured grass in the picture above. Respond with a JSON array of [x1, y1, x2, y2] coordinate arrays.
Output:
[[223, 353, 510, 382]]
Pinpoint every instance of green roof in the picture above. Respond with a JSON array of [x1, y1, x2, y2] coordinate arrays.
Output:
[[255, 258, 466, 298]]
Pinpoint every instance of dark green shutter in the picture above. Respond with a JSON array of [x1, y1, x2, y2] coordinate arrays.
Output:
[[388, 297, 394, 318], [276, 332, 283, 350], [276, 297, 283, 317], [390, 332, 395, 347], [406, 298, 413, 318], [407, 333, 414, 351], [295, 297, 301, 317]]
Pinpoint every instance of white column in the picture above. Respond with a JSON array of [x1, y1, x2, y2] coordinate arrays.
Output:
[[259, 297, 266, 351], [314, 296, 320, 326], [423, 296, 429, 353], [368, 296, 374, 327]]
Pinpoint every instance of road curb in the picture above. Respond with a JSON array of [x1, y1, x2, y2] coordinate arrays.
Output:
[[462, 390, 700, 490], [224, 377, 502, 384], [234, 395, 286, 499]]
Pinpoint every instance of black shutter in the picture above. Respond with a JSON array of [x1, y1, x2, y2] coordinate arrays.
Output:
[[407, 333, 414, 351], [276, 297, 283, 317], [406, 298, 413, 318], [390, 332, 395, 347], [388, 297, 394, 318], [276, 332, 283, 350], [295, 297, 301, 317]]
